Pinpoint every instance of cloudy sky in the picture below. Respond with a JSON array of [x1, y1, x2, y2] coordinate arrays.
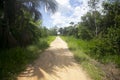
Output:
[[40, 0, 102, 28]]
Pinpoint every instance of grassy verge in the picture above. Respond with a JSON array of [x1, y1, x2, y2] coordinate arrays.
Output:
[[46, 36, 56, 45], [61, 36, 104, 80], [0, 36, 56, 80]]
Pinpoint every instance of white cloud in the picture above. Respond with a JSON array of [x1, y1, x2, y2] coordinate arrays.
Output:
[[51, 12, 65, 25], [56, 0, 69, 5], [50, 0, 73, 27], [49, 0, 103, 27]]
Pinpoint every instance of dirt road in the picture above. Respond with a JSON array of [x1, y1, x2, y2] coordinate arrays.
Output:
[[17, 36, 91, 80]]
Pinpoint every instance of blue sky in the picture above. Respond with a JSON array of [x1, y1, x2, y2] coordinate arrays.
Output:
[[40, 0, 102, 28]]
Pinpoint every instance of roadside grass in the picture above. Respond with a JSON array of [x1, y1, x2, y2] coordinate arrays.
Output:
[[95, 54, 120, 68], [61, 36, 104, 80], [46, 36, 56, 45], [0, 36, 56, 80]]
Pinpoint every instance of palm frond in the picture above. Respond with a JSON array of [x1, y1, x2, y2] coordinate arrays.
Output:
[[41, 0, 58, 13], [17, 0, 58, 13], [16, 0, 57, 21]]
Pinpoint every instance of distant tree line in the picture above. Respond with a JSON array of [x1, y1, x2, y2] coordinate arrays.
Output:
[[59, 0, 120, 55]]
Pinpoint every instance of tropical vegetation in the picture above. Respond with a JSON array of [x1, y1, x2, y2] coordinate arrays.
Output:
[[0, 0, 57, 79], [59, 0, 120, 79]]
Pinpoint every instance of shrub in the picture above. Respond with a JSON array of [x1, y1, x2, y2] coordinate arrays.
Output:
[[0, 36, 52, 80], [0, 48, 33, 80]]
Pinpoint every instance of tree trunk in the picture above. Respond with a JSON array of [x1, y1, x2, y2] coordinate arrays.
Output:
[[1, 0, 18, 48], [95, 17, 98, 37], [94, 10, 98, 37]]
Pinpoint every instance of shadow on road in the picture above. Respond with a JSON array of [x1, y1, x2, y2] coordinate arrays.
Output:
[[18, 47, 76, 80]]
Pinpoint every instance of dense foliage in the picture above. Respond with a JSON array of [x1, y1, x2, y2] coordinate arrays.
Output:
[[62, 36, 104, 80], [0, 36, 56, 80], [0, 0, 57, 48], [0, 0, 57, 79], [59, 0, 120, 66]]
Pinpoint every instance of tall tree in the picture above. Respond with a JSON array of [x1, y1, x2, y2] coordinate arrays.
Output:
[[88, 0, 99, 36], [1, 0, 57, 48]]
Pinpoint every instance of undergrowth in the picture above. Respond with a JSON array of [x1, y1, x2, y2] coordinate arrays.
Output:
[[61, 36, 104, 80], [46, 36, 56, 45], [0, 36, 56, 80]]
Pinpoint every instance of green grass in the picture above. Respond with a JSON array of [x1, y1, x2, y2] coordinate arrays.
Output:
[[61, 36, 104, 80], [0, 47, 34, 80], [46, 36, 56, 45], [27, 36, 56, 52], [0, 36, 56, 80], [97, 54, 120, 67]]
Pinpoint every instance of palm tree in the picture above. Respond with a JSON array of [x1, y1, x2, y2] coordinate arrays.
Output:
[[18, 0, 57, 20], [1, 0, 57, 48], [3, 0, 57, 26]]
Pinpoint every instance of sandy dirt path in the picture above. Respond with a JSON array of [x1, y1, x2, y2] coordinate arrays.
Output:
[[17, 36, 91, 80]]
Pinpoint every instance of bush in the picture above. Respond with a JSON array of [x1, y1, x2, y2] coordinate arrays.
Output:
[[0, 48, 33, 80], [88, 27, 120, 56], [61, 36, 104, 80], [83, 29, 120, 67], [0, 36, 52, 80]]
